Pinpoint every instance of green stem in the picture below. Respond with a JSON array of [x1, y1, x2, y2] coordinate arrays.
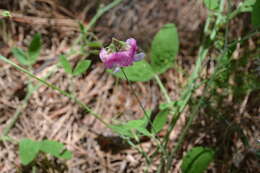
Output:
[[0, 0, 124, 142], [154, 75, 171, 103], [121, 68, 167, 162], [121, 68, 154, 132], [72, 0, 124, 54], [228, 30, 259, 48], [2, 84, 33, 136], [0, 55, 109, 127], [2, 65, 38, 138], [86, 0, 124, 31], [160, 0, 226, 172]]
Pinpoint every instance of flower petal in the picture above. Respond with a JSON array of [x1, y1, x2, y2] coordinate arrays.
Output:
[[104, 51, 133, 68], [113, 67, 121, 73], [134, 52, 145, 62], [99, 48, 108, 62], [100, 38, 141, 69], [126, 38, 136, 45], [126, 38, 137, 58]]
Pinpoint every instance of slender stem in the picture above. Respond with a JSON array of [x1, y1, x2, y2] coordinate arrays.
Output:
[[121, 68, 153, 130], [160, 0, 227, 172], [0, 0, 124, 142], [2, 65, 36, 138], [228, 30, 259, 48], [2, 84, 33, 136], [1, 67, 57, 138], [0, 55, 109, 127], [86, 0, 124, 31], [121, 68, 166, 158], [154, 75, 171, 104]]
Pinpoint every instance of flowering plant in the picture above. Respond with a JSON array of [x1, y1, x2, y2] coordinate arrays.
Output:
[[99, 38, 145, 72]]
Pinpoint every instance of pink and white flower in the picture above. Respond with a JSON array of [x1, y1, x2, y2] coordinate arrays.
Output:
[[99, 38, 145, 71]]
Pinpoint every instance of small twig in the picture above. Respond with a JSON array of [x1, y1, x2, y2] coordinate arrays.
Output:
[[0, 9, 79, 29]]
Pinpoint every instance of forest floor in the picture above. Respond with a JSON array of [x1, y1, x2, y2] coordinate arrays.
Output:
[[0, 0, 259, 172]]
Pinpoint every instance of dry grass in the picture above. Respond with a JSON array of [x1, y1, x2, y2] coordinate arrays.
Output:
[[0, 0, 259, 172]]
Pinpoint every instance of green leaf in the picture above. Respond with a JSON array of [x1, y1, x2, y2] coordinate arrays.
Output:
[[88, 41, 103, 48], [19, 138, 41, 165], [239, 0, 256, 12], [152, 109, 169, 134], [110, 60, 155, 82], [2, 10, 11, 17], [28, 33, 41, 65], [203, 0, 220, 10], [135, 127, 153, 137], [40, 140, 72, 160], [243, 0, 256, 6], [151, 23, 179, 74], [79, 22, 87, 34], [59, 55, 72, 74], [12, 47, 30, 65], [252, 0, 260, 28], [110, 111, 152, 138], [73, 59, 91, 76], [110, 119, 147, 138], [159, 102, 176, 110], [109, 124, 135, 138], [124, 119, 147, 128], [181, 147, 215, 173]]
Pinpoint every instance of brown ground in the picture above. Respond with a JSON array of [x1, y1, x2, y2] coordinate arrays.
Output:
[[0, 0, 259, 172]]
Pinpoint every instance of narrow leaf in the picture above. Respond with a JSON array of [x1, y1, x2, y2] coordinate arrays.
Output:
[[151, 23, 179, 74], [109, 124, 135, 138], [136, 127, 153, 137], [19, 138, 41, 165], [152, 109, 169, 134], [59, 55, 72, 74], [73, 59, 91, 76], [109, 111, 152, 138], [239, 0, 256, 12], [124, 119, 147, 129], [252, 0, 260, 28], [243, 0, 256, 6], [28, 33, 41, 64], [12, 47, 29, 65]]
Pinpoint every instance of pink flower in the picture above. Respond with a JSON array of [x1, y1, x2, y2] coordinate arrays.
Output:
[[99, 38, 145, 71]]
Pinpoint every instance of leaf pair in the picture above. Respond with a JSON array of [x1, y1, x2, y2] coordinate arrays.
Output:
[[59, 55, 91, 76], [110, 109, 169, 139], [111, 23, 179, 82], [110, 111, 152, 139], [12, 33, 41, 66], [19, 138, 72, 165]]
